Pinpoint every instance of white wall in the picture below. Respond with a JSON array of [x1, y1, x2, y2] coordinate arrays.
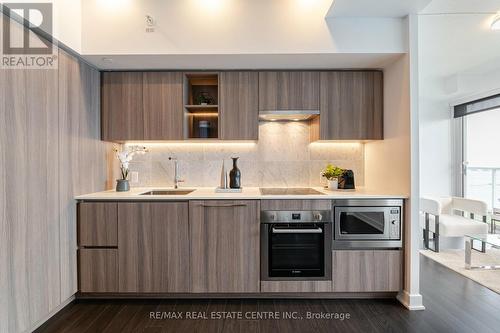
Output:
[[53, 0, 82, 52], [418, 10, 500, 197], [365, 54, 411, 195], [80, 0, 406, 55]]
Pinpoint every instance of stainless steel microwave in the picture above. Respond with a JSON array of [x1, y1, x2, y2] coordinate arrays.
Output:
[[333, 199, 403, 249]]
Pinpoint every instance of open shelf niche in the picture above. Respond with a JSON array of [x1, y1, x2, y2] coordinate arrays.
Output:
[[184, 73, 219, 139]]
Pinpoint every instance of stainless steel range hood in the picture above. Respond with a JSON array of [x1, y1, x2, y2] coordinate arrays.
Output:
[[258, 110, 320, 121]]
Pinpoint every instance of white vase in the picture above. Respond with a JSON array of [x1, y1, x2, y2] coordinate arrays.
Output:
[[328, 179, 338, 190]]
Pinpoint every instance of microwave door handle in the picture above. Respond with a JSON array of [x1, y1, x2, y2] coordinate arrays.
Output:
[[272, 228, 323, 234]]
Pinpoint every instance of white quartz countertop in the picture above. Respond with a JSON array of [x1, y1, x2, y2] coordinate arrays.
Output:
[[75, 187, 408, 201]]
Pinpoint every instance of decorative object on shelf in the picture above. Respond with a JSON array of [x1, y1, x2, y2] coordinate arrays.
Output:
[[321, 164, 344, 190], [114, 145, 148, 192], [338, 169, 355, 190], [229, 157, 241, 189], [198, 120, 210, 138], [196, 91, 214, 105], [219, 160, 228, 189]]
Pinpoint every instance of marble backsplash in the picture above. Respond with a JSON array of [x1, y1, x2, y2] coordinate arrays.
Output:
[[127, 122, 365, 188]]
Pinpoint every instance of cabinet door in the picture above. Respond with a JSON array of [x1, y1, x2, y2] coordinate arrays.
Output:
[[332, 250, 401, 292], [142, 72, 184, 140], [78, 202, 117, 247], [219, 72, 258, 140], [118, 202, 190, 292], [101, 72, 144, 141], [259, 71, 319, 111], [79, 249, 118, 293], [189, 200, 260, 293], [317, 71, 383, 140]]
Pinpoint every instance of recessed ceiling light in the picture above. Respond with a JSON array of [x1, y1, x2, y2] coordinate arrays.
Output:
[[491, 14, 500, 30]]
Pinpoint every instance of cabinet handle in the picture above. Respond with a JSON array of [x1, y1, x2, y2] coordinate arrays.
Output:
[[200, 204, 248, 208], [272, 227, 323, 234]]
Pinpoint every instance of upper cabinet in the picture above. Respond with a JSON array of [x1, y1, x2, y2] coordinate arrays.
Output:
[[258, 71, 320, 111], [101, 72, 184, 141], [312, 71, 383, 141], [101, 72, 144, 141], [101, 70, 383, 142], [219, 71, 259, 140], [143, 72, 184, 140]]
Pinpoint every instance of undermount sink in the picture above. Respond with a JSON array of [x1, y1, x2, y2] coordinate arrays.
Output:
[[139, 189, 194, 196]]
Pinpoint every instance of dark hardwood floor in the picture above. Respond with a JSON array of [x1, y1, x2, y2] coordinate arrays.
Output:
[[35, 255, 500, 333]]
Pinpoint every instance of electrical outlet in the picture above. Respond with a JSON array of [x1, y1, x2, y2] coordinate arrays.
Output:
[[131, 171, 139, 183]]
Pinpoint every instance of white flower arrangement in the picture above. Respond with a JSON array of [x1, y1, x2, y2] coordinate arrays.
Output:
[[114, 145, 149, 180]]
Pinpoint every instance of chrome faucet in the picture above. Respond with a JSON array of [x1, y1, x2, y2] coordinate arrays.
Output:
[[168, 157, 185, 189]]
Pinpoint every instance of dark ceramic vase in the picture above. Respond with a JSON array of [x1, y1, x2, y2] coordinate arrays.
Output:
[[116, 179, 130, 192], [229, 157, 241, 189]]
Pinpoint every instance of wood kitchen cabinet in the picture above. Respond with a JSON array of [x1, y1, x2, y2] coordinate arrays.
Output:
[[117, 202, 190, 292], [78, 202, 119, 293], [332, 250, 401, 292], [101, 72, 144, 141], [78, 202, 117, 247], [79, 249, 118, 293], [142, 72, 184, 140], [219, 71, 259, 140], [258, 71, 320, 111], [101, 72, 184, 141], [312, 71, 383, 140], [189, 200, 260, 293]]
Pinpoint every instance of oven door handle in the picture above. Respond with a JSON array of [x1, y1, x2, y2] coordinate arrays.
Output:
[[271, 227, 323, 234]]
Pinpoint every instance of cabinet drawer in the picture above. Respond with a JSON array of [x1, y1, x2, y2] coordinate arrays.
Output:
[[79, 249, 118, 293], [78, 202, 118, 247], [332, 250, 402, 292]]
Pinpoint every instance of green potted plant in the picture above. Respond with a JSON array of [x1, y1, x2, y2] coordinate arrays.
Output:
[[321, 164, 344, 190]]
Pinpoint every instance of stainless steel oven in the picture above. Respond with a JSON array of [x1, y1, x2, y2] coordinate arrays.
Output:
[[333, 199, 403, 249], [261, 210, 332, 281]]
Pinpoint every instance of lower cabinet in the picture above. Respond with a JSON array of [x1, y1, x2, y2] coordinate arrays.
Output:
[[78, 201, 404, 296], [189, 200, 260, 293], [118, 202, 190, 292], [332, 250, 402, 292], [79, 249, 118, 293]]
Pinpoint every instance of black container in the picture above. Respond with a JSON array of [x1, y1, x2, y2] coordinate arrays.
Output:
[[198, 120, 210, 138], [338, 170, 355, 189], [229, 157, 241, 189]]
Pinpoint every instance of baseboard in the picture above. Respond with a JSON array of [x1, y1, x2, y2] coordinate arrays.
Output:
[[397, 290, 425, 310], [76, 291, 398, 299], [23, 295, 75, 333]]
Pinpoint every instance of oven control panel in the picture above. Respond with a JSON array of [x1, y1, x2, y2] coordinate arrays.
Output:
[[261, 210, 332, 223], [389, 208, 401, 239]]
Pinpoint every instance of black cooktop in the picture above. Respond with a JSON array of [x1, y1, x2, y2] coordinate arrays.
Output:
[[259, 188, 325, 195]]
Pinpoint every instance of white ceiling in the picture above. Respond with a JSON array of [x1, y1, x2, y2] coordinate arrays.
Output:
[[327, 0, 433, 17], [421, 0, 500, 14], [83, 53, 403, 71]]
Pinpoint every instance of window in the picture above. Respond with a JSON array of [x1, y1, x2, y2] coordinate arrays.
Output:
[[463, 108, 500, 210]]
